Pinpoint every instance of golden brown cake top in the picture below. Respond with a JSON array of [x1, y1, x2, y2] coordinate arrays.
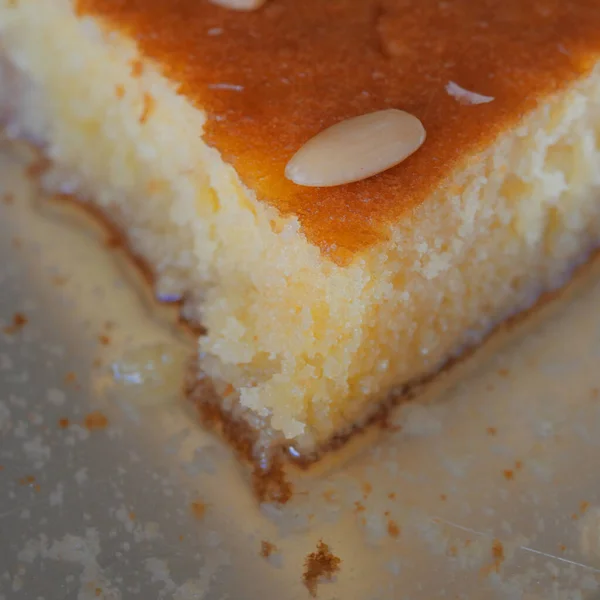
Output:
[[76, 0, 600, 259]]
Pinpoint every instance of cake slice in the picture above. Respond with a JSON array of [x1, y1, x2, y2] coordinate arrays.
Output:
[[2, 0, 600, 493]]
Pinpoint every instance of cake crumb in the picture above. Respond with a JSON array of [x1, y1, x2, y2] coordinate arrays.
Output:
[[387, 519, 400, 538], [115, 84, 125, 99], [388, 492, 396, 500], [515, 460, 523, 470], [260, 540, 277, 558], [497, 368, 509, 377], [303, 540, 341, 597], [190, 500, 206, 519], [58, 418, 70, 429], [581, 501, 590, 514], [354, 501, 366, 513], [18, 475, 36, 486], [486, 426, 497, 436], [84, 411, 108, 431], [481, 539, 506, 576], [558, 543, 567, 552], [502, 469, 514, 481], [4, 312, 27, 334], [64, 372, 77, 385], [98, 335, 111, 346], [440, 494, 447, 501], [491, 539, 505, 572]]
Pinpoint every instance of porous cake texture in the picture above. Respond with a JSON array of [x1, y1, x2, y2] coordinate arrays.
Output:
[[1, 0, 600, 461]]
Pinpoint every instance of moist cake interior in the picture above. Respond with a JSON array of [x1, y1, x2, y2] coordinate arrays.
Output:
[[1, 0, 600, 467]]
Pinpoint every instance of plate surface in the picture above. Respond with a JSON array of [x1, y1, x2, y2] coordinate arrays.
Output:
[[2, 141, 600, 599]]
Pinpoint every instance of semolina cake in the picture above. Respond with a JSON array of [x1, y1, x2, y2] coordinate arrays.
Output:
[[1, 0, 600, 475]]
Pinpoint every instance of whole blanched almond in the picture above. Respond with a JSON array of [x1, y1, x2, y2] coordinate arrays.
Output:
[[285, 109, 426, 187]]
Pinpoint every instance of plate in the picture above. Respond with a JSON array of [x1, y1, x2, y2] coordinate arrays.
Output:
[[2, 140, 600, 599]]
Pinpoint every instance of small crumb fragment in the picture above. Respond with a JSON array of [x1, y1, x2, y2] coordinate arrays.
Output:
[[58, 418, 70, 429], [84, 411, 108, 431], [388, 492, 396, 500], [581, 501, 590, 514], [98, 335, 110, 346], [502, 469, 514, 481], [64, 372, 77, 385], [440, 494, 447, 501], [303, 540, 341, 598], [4, 312, 27, 334], [260, 540, 277, 558], [18, 475, 36, 486], [354, 501, 366, 513], [190, 500, 206, 520], [497, 368, 509, 377], [491, 539, 505, 572], [362, 482, 372, 498], [514, 460, 523, 470], [486, 427, 497, 436], [115, 84, 125, 99], [387, 519, 400, 539]]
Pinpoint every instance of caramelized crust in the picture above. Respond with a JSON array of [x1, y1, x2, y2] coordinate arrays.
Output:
[[75, 0, 600, 257]]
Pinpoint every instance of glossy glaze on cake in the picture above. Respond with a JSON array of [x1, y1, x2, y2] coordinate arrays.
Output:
[[76, 0, 600, 256]]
